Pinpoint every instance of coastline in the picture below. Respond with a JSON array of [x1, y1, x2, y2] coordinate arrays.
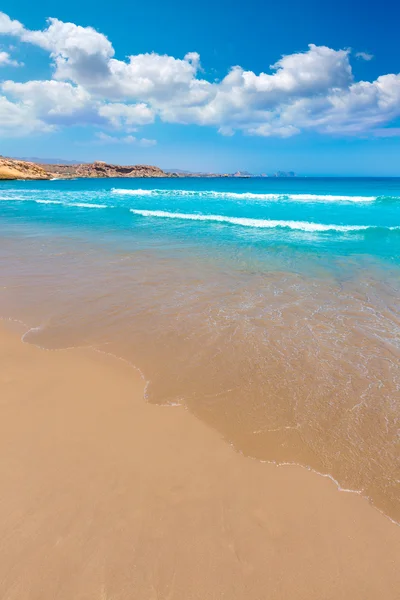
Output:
[[1, 321, 399, 599], [0, 156, 257, 179], [1, 176, 399, 523]]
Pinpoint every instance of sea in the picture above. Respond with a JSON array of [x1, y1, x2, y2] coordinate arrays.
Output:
[[0, 176, 399, 522]]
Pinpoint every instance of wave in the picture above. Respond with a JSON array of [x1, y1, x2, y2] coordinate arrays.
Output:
[[3, 188, 398, 206], [285, 194, 377, 202], [35, 200, 107, 209], [3, 195, 399, 235], [112, 188, 384, 203], [35, 200, 63, 205], [69, 202, 108, 209], [130, 209, 400, 233], [113, 189, 155, 196]]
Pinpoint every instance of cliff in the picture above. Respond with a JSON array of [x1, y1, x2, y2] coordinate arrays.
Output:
[[41, 161, 172, 179], [0, 157, 50, 180]]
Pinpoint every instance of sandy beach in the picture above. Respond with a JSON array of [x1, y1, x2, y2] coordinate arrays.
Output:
[[1, 3, 400, 597], [0, 321, 399, 600]]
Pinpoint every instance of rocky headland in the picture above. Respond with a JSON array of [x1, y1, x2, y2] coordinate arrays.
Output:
[[0, 158, 175, 180], [0, 157, 50, 180]]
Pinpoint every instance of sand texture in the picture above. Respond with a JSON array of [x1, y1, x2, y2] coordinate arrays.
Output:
[[0, 323, 399, 600]]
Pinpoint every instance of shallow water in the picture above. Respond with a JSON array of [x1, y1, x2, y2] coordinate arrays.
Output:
[[1, 177, 399, 521]]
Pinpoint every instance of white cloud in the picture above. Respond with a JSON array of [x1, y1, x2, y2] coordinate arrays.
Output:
[[247, 44, 352, 96], [0, 10, 399, 139], [356, 52, 374, 61], [279, 74, 400, 135], [0, 95, 53, 135], [139, 138, 157, 147], [2, 80, 92, 117], [246, 124, 300, 138], [0, 13, 24, 36], [3, 15, 114, 84], [1, 79, 154, 130], [98, 102, 155, 127], [0, 50, 21, 67], [95, 132, 157, 146]]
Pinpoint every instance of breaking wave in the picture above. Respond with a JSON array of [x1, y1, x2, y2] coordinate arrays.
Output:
[[130, 209, 400, 233], [2, 196, 399, 234], [112, 188, 386, 203]]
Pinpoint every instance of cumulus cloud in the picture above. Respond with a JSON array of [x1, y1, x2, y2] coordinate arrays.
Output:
[[0, 10, 399, 139], [0, 13, 24, 36], [0, 80, 154, 129], [0, 95, 54, 135], [98, 102, 155, 127], [2, 80, 93, 122], [1, 15, 114, 84]]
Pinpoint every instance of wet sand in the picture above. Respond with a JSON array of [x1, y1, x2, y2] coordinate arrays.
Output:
[[1, 233, 399, 522], [0, 323, 399, 599]]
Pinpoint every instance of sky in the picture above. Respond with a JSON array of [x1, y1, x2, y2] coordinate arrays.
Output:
[[0, 0, 399, 175]]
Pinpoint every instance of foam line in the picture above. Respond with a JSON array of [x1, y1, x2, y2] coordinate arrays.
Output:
[[130, 208, 399, 232]]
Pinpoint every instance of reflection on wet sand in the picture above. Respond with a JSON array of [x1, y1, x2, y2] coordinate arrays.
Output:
[[1, 234, 399, 522]]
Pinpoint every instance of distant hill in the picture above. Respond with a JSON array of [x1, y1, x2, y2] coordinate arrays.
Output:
[[0, 157, 172, 179], [0, 156, 299, 179], [165, 168, 226, 177], [13, 157, 81, 165], [40, 161, 172, 178]]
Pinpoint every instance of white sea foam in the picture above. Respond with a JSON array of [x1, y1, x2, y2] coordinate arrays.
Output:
[[113, 188, 379, 202], [36, 199, 63, 205], [36, 199, 107, 208], [69, 202, 108, 209], [112, 188, 154, 196], [130, 209, 396, 233], [285, 193, 377, 202]]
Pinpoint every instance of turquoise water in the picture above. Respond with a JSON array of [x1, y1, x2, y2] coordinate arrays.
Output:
[[1, 177, 399, 521], [1, 177, 400, 266]]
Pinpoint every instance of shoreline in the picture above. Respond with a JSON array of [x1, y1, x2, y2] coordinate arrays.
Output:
[[10, 317, 399, 526], [1, 320, 399, 599]]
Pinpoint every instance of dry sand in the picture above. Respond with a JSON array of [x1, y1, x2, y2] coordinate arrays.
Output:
[[0, 323, 399, 600]]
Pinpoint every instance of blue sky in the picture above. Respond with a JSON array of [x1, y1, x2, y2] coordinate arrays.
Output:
[[0, 0, 399, 175]]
